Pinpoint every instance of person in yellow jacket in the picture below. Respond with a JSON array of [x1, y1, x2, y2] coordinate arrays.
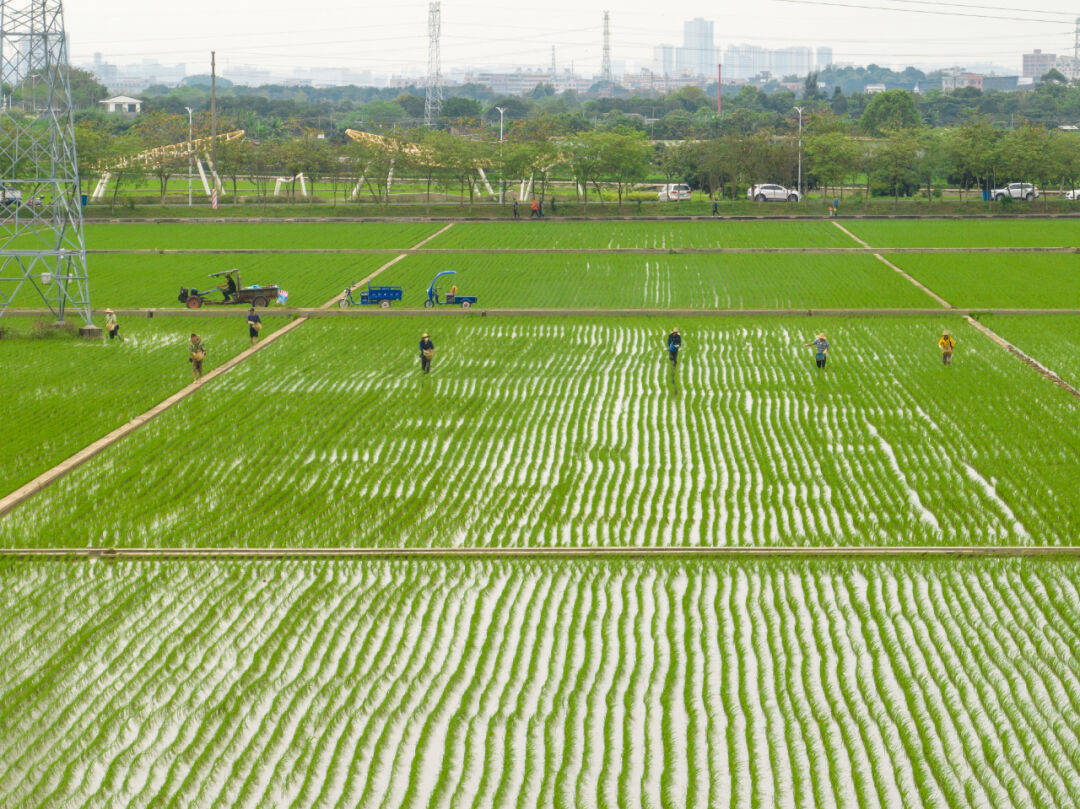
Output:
[[938, 329, 955, 366]]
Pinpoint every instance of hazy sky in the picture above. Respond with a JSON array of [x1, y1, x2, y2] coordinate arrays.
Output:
[[67, 0, 1080, 76]]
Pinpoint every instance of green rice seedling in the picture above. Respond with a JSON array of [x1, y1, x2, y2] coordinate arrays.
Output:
[[425, 221, 856, 250], [380, 253, 937, 310], [884, 253, 1080, 309], [9, 253, 392, 309], [844, 219, 1080, 249], [0, 315, 287, 494], [85, 222, 444, 251], [3, 315, 1079, 548]]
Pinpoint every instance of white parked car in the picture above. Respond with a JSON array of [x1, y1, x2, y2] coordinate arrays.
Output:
[[1064, 188, 1080, 200], [658, 183, 692, 202], [748, 183, 801, 203], [0, 185, 22, 206], [991, 182, 1039, 201]]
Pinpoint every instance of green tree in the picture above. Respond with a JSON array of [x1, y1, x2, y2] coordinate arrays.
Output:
[[132, 112, 188, 203], [595, 129, 653, 207], [805, 133, 858, 198], [872, 128, 921, 201], [860, 89, 920, 135]]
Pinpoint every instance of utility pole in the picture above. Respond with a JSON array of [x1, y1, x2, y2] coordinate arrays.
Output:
[[794, 106, 804, 199], [496, 106, 506, 205], [185, 107, 194, 207], [210, 52, 217, 177]]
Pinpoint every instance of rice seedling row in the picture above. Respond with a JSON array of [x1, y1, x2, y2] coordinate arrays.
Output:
[[2, 558, 1080, 808], [884, 253, 1080, 309], [978, 315, 1080, 387], [424, 220, 857, 250], [82, 222, 443, 251], [378, 253, 938, 310], [0, 316, 286, 495], [4, 316, 1077, 548], [844, 219, 1080, 249]]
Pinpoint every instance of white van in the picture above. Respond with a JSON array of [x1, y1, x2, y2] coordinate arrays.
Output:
[[658, 183, 691, 202]]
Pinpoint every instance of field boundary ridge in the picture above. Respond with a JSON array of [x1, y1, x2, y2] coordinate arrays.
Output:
[[9, 307, 1080, 319], [82, 246, 1080, 256]]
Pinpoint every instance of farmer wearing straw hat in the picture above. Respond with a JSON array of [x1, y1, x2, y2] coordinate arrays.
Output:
[[247, 307, 262, 347], [419, 332, 434, 374], [189, 333, 207, 382], [104, 308, 120, 341], [666, 327, 682, 367], [804, 332, 830, 370], [938, 329, 955, 366]]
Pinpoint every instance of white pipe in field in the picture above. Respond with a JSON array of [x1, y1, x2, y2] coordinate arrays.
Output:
[[196, 159, 213, 197], [477, 167, 495, 197]]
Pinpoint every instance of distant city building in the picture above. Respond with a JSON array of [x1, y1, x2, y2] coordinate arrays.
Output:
[[982, 75, 1022, 92], [1023, 49, 1057, 78], [463, 68, 592, 95], [723, 43, 825, 81], [864, 83, 887, 94], [724, 44, 770, 81], [771, 47, 813, 78], [653, 44, 677, 77], [622, 69, 709, 94], [98, 95, 142, 115], [1052, 55, 1080, 80], [941, 69, 983, 91], [678, 18, 716, 78]]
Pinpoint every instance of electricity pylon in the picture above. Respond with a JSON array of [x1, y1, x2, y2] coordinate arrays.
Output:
[[0, 0, 94, 329], [424, 2, 443, 128]]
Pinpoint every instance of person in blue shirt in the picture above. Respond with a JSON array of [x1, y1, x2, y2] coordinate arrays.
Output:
[[246, 307, 262, 346], [667, 328, 682, 367], [804, 332, 830, 369]]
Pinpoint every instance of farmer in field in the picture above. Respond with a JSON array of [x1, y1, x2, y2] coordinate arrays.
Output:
[[667, 328, 682, 367], [804, 332, 830, 370], [247, 307, 262, 347], [938, 329, 955, 366], [221, 271, 238, 303], [189, 333, 207, 382], [419, 332, 434, 374], [104, 308, 120, 341]]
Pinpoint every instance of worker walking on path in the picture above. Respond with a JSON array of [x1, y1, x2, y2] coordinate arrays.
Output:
[[104, 308, 120, 341], [666, 328, 682, 368], [804, 332, 830, 370], [189, 333, 207, 382], [512, 200, 519, 219], [419, 332, 435, 374], [938, 329, 955, 365], [247, 307, 262, 347], [530, 199, 539, 218]]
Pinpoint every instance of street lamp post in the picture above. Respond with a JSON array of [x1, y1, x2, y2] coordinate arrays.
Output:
[[495, 106, 507, 205], [184, 106, 194, 207], [793, 106, 804, 200]]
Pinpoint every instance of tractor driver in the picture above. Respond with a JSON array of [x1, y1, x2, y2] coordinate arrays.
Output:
[[220, 272, 238, 302]]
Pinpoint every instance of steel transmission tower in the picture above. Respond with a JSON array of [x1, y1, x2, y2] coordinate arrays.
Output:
[[1075, 16, 1080, 60], [0, 0, 93, 328], [600, 11, 613, 86], [424, 1, 443, 127]]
